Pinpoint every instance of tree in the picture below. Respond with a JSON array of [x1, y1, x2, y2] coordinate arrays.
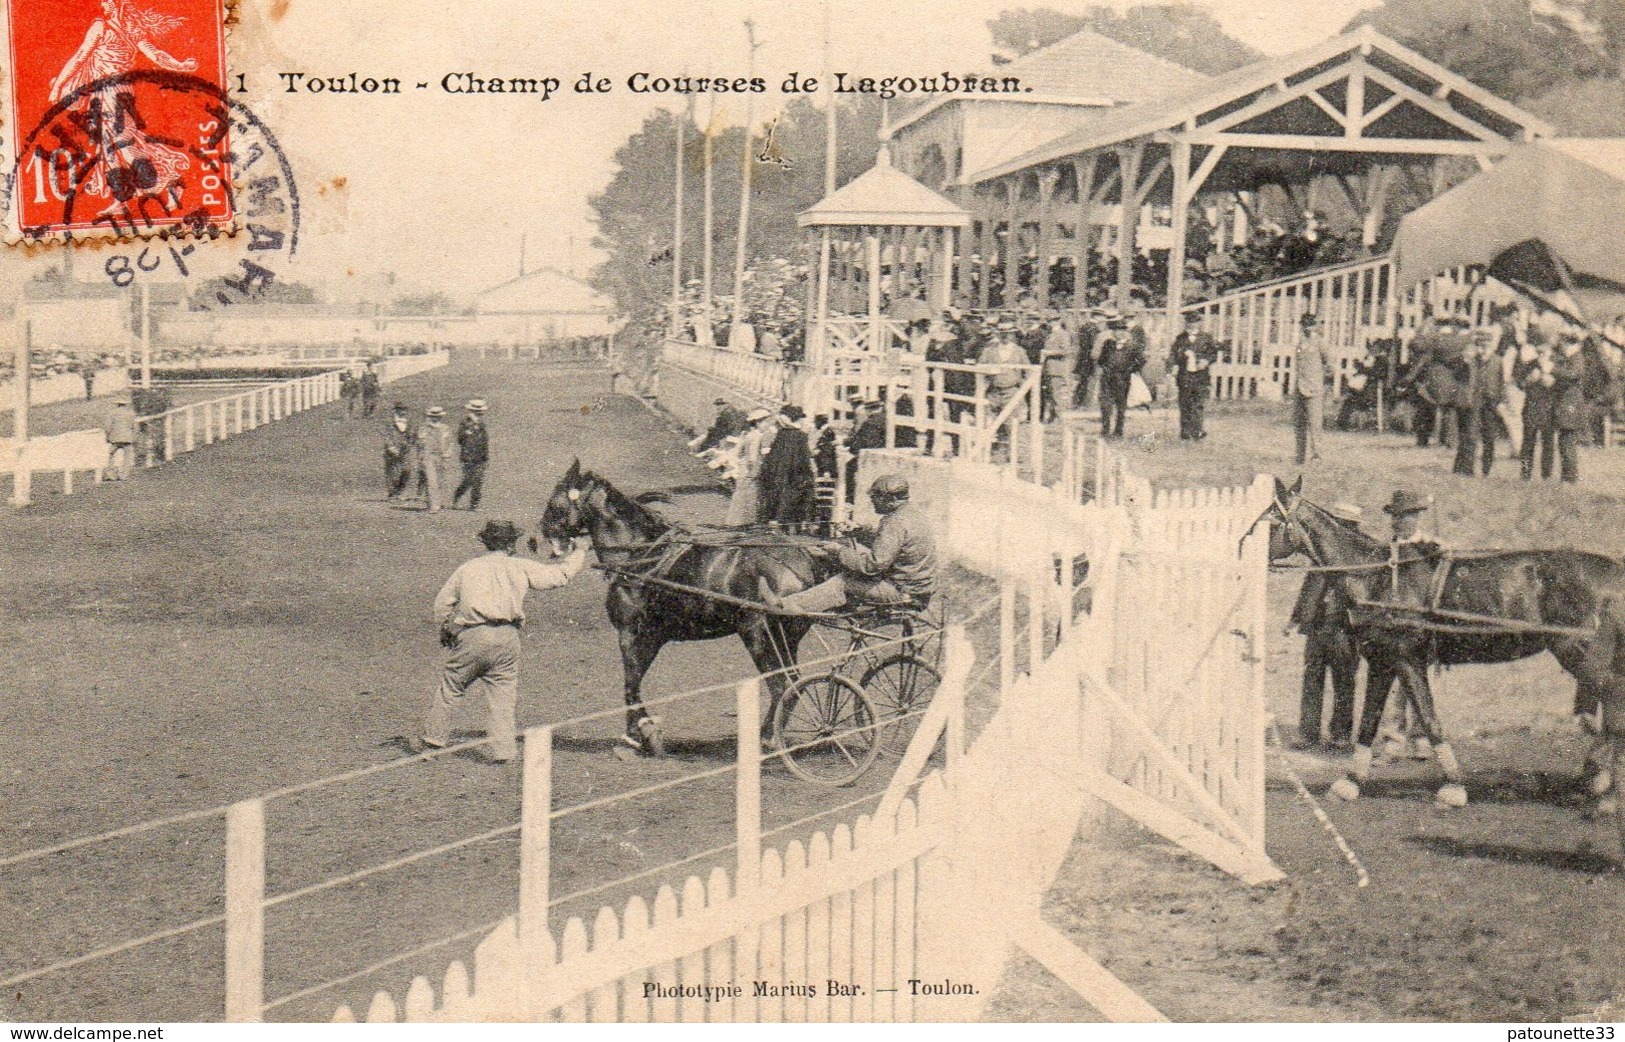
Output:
[[986, 4, 1262, 75], [391, 291, 455, 315], [1344, 0, 1614, 103], [587, 94, 883, 321], [1525, 72, 1625, 135]]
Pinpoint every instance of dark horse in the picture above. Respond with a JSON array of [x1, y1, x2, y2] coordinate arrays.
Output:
[[1259, 478, 1623, 850], [539, 460, 834, 754]]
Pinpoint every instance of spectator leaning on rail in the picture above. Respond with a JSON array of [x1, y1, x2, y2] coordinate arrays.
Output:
[[760, 474, 937, 615], [418, 520, 588, 764], [452, 399, 491, 510]]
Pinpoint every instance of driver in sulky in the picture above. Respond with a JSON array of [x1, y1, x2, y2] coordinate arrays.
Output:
[[761, 474, 937, 615]]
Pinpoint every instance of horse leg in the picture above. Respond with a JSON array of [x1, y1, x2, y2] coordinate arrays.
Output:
[[618, 627, 667, 756], [1332, 654, 1395, 801], [1394, 659, 1466, 807], [1552, 628, 1624, 814]]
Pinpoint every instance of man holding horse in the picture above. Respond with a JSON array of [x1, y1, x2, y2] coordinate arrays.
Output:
[[420, 520, 587, 764], [1289, 501, 1363, 751], [762, 474, 936, 616]]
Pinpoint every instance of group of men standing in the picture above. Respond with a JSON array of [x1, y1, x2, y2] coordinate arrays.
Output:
[[340, 364, 383, 417], [383, 398, 491, 511], [1399, 308, 1593, 483]]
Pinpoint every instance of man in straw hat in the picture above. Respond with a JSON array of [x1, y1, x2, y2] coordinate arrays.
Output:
[[1288, 501, 1364, 750], [420, 520, 587, 763], [452, 399, 490, 510], [1293, 313, 1328, 464], [415, 405, 452, 512]]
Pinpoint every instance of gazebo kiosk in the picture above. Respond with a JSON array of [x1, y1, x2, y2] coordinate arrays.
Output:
[[797, 151, 971, 415]]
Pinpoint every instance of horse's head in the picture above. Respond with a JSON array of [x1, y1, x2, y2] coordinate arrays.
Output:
[[1237, 475, 1311, 562], [541, 459, 591, 555]]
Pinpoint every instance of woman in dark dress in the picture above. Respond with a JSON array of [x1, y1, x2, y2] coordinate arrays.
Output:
[[758, 404, 817, 529]]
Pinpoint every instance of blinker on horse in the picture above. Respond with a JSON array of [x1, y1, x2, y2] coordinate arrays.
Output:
[[540, 460, 837, 755]]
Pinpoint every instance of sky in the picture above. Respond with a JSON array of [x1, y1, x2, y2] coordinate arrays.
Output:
[[200, 0, 1384, 302]]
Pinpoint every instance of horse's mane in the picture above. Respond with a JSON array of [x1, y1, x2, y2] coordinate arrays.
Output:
[[1298, 496, 1385, 557], [582, 470, 672, 533]]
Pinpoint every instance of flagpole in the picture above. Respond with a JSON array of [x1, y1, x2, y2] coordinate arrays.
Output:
[[703, 92, 715, 341], [670, 96, 688, 338], [732, 19, 761, 340], [824, 0, 837, 199]]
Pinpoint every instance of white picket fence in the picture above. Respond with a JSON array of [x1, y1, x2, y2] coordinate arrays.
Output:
[[324, 442, 1274, 1024], [134, 352, 448, 468]]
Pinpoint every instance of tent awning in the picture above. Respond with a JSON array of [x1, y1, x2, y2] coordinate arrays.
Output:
[[1392, 140, 1625, 291]]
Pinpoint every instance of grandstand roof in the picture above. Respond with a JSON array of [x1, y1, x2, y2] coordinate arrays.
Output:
[[888, 29, 1210, 139], [969, 24, 1555, 184]]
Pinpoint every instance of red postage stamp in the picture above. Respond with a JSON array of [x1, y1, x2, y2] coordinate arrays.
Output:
[[3, 0, 231, 242]]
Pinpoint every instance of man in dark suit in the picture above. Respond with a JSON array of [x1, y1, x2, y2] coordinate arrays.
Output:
[[1553, 332, 1587, 483], [1072, 307, 1101, 408], [452, 399, 491, 509], [1453, 327, 1504, 477], [1290, 501, 1363, 750], [1096, 311, 1141, 439], [1515, 334, 1558, 480], [1401, 314, 1467, 448], [1168, 311, 1218, 441]]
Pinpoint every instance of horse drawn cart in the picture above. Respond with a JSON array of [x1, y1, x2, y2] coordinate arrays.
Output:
[[593, 553, 943, 788]]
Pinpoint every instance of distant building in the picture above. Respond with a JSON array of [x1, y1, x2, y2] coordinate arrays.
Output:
[[472, 267, 617, 343]]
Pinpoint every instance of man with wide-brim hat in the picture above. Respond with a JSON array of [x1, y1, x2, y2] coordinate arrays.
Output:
[[452, 400, 491, 510], [1289, 500, 1364, 750], [421, 521, 588, 763], [1293, 313, 1328, 464], [1382, 489, 1434, 544]]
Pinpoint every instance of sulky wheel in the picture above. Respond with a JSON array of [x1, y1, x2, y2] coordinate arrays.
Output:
[[773, 672, 881, 787], [860, 654, 941, 758]]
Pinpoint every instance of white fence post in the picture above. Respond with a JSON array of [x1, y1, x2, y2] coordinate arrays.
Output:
[[735, 678, 761, 891], [183, 408, 195, 453], [520, 725, 553, 1019], [225, 798, 266, 1023]]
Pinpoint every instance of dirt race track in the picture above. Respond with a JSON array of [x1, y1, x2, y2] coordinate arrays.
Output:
[[0, 363, 1620, 1022]]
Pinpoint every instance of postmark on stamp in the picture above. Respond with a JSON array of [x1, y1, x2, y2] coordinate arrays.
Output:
[[2, 0, 232, 242]]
